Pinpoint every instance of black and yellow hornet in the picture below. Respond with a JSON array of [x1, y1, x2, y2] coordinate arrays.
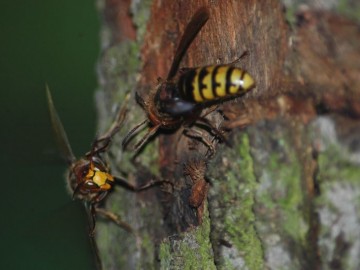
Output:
[[122, 7, 255, 152]]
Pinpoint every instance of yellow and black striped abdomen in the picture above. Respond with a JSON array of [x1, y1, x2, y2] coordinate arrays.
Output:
[[179, 65, 255, 103]]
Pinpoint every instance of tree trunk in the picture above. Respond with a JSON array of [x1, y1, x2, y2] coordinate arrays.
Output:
[[95, 0, 360, 269]]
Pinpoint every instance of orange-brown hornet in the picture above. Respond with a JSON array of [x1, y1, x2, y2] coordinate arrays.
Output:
[[48, 87, 169, 269], [47, 87, 162, 235]]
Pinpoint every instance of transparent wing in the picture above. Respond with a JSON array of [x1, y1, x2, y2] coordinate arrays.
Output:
[[167, 7, 210, 80], [46, 85, 76, 164]]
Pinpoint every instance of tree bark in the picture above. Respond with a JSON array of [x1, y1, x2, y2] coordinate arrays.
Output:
[[95, 0, 360, 269]]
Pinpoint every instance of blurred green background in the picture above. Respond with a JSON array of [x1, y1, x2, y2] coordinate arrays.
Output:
[[0, 1, 100, 269]]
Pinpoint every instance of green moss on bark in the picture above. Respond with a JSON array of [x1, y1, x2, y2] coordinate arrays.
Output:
[[159, 207, 216, 270]]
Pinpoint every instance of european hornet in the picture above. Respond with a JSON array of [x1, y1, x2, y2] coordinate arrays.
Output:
[[48, 86, 171, 269], [47, 87, 162, 236], [122, 7, 255, 152], [46, 87, 129, 235]]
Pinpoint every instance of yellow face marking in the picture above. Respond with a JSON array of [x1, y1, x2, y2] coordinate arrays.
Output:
[[214, 66, 228, 97], [106, 173, 114, 181], [192, 69, 203, 102], [201, 66, 215, 100], [101, 183, 112, 190], [92, 171, 107, 186], [85, 162, 96, 179], [86, 169, 95, 179], [84, 163, 114, 190], [92, 170, 113, 188]]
